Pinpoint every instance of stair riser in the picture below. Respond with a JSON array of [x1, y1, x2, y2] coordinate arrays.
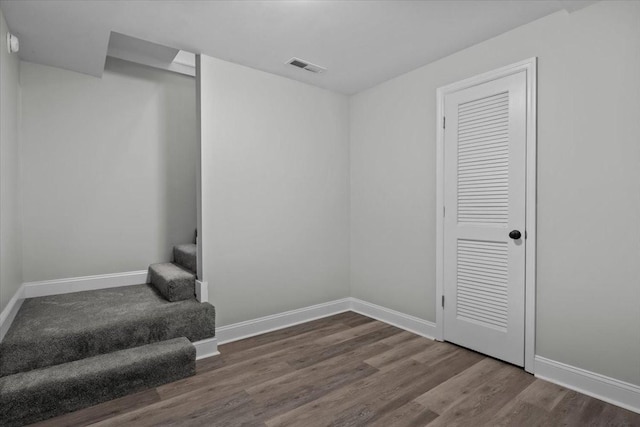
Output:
[[149, 263, 195, 302], [0, 303, 215, 377], [174, 245, 197, 274], [0, 339, 195, 427]]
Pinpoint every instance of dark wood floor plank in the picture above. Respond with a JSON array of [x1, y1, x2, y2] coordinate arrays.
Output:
[[156, 358, 295, 400], [364, 336, 434, 371], [94, 361, 290, 426], [285, 324, 400, 370], [378, 329, 420, 346], [157, 324, 354, 400], [414, 357, 505, 414], [426, 363, 536, 427], [546, 391, 609, 426], [369, 401, 439, 427], [264, 359, 422, 427], [215, 321, 349, 366], [94, 390, 262, 427], [313, 319, 392, 347], [30, 388, 161, 427], [328, 350, 484, 426], [410, 340, 460, 365], [513, 379, 569, 412], [192, 322, 347, 381], [251, 362, 379, 421], [266, 348, 483, 427], [486, 380, 568, 427], [592, 401, 640, 426], [247, 342, 388, 401], [486, 401, 550, 427], [30, 313, 637, 427]]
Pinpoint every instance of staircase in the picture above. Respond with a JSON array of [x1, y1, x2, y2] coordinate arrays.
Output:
[[149, 244, 199, 302], [0, 243, 214, 426]]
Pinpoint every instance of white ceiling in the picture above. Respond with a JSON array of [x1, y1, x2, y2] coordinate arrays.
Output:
[[0, 0, 595, 94]]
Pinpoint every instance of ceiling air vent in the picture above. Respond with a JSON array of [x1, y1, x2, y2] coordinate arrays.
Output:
[[286, 57, 326, 74]]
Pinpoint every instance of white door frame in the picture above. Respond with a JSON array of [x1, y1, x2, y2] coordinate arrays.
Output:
[[435, 57, 537, 373]]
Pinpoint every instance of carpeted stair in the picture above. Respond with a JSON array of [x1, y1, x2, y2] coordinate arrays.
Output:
[[0, 284, 214, 376], [174, 243, 197, 274], [0, 338, 195, 427], [148, 243, 198, 302], [0, 242, 215, 426]]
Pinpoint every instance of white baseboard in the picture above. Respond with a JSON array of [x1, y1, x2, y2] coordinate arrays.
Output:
[[23, 270, 149, 298], [535, 356, 640, 414], [350, 298, 437, 340], [195, 280, 208, 303], [216, 298, 352, 344], [0, 285, 25, 342], [194, 337, 219, 360], [215, 297, 437, 345]]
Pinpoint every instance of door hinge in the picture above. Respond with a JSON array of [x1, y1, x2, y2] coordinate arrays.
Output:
[[441, 295, 445, 308], [443, 116, 446, 129]]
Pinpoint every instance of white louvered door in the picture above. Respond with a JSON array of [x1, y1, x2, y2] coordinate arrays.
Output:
[[443, 71, 526, 366]]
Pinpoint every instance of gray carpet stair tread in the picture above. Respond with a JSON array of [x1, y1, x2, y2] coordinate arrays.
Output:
[[0, 284, 214, 376], [174, 243, 197, 274], [0, 337, 195, 427], [149, 262, 196, 302]]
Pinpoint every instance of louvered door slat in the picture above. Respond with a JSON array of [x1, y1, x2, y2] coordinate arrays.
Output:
[[457, 92, 509, 225], [457, 241, 508, 330], [443, 69, 527, 366]]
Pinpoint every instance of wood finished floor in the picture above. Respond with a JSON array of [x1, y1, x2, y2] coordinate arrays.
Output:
[[32, 312, 640, 427]]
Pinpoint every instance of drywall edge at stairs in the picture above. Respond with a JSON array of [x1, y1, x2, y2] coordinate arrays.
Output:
[[195, 280, 208, 303]]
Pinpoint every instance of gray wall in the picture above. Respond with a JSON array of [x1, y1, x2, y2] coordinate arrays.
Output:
[[0, 9, 22, 312], [350, 1, 640, 386], [20, 58, 197, 282], [198, 55, 350, 327]]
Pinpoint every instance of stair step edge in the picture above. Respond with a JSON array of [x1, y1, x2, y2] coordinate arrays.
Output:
[[0, 295, 215, 377], [0, 337, 195, 426], [149, 263, 196, 302]]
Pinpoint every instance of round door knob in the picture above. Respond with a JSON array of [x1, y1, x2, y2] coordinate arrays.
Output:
[[509, 230, 522, 240]]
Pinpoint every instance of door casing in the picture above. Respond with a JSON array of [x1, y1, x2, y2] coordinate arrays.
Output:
[[435, 57, 537, 373]]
